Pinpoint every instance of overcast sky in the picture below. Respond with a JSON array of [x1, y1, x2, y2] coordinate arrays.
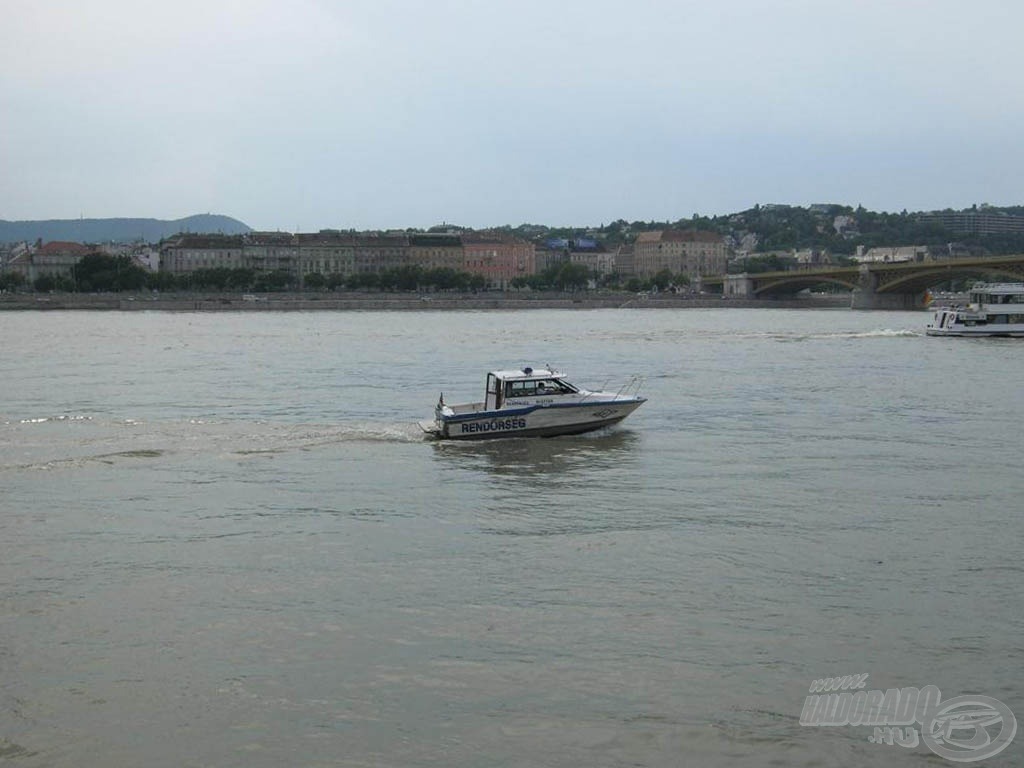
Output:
[[2, 1, 1022, 231]]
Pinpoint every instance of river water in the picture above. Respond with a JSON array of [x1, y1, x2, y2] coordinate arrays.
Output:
[[1, 308, 1021, 767]]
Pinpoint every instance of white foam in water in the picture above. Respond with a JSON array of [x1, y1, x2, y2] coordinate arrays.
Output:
[[18, 414, 93, 424]]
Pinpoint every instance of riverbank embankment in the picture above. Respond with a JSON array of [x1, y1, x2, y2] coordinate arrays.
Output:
[[0, 292, 853, 311]]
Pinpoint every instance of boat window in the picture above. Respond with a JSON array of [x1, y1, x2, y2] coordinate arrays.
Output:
[[505, 380, 536, 398], [504, 378, 578, 398], [546, 379, 578, 394], [534, 379, 575, 395]]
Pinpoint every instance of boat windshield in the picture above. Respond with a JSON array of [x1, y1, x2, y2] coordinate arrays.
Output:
[[505, 378, 578, 398]]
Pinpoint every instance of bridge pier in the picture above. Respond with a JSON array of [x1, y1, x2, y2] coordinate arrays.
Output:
[[851, 265, 926, 310], [850, 291, 923, 310], [723, 273, 755, 297]]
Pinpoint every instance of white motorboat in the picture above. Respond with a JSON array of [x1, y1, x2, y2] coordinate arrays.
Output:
[[419, 367, 646, 440], [926, 283, 1024, 337]]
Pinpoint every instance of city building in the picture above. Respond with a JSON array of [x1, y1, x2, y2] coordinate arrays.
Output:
[[407, 233, 464, 271], [919, 210, 1024, 235], [854, 245, 928, 264], [7, 241, 91, 283], [160, 234, 245, 273], [533, 240, 569, 275], [160, 230, 537, 288], [295, 231, 357, 277], [793, 248, 833, 266], [612, 245, 635, 278], [462, 232, 535, 289], [632, 229, 727, 279], [832, 215, 859, 238], [567, 242, 615, 277], [0, 242, 31, 272], [245, 232, 301, 274]]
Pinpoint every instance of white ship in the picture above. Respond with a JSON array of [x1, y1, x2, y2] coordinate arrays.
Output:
[[926, 283, 1024, 337], [419, 367, 646, 440]]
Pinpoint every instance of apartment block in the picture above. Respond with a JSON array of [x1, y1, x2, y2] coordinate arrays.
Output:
[[160, 230, 537, 288], [462, 232, 535, 289], [632, 229, 727, 279], [919, 210, 1024, 235]]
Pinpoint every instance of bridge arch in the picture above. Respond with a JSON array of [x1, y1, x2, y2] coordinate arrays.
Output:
[[879, 263, 1024, 292], [753, 274, 858, 295]]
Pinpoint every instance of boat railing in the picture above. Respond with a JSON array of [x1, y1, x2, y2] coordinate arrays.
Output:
[[616, 375, 645, 400], [579, 375, 645, 402]]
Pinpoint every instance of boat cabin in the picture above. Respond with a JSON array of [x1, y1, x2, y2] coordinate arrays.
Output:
[[969, 283, 1024, 306], [484, 367, 580, 410]]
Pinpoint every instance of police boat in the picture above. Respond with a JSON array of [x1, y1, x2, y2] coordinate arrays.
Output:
[[418, 367, 646, 440]]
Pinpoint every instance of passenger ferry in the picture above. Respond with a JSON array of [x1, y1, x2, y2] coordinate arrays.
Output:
[[926, 283, 1024, 337], [419, 367, 646, 440]]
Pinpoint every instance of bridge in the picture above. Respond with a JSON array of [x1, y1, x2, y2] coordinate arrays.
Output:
[[700, 255, 1024, 309]]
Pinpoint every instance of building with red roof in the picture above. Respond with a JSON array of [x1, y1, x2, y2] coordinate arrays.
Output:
[[7, 241, 91, 282]]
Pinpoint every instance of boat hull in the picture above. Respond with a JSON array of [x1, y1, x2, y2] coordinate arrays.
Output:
[[926, 328, 1024, 337], [421, 399, 645, 440]]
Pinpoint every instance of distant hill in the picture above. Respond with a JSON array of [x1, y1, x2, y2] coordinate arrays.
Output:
[[0, 214, 252, 244]]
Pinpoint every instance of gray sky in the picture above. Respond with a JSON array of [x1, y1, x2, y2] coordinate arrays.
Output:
[[3, 0, 1022, 231]]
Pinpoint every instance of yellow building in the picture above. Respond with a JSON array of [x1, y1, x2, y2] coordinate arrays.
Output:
[[632, 229, 727, 279]]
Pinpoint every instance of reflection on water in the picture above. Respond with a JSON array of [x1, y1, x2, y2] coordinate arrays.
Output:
[[430, 428, 640, 482], [431, 429, 648, 537]]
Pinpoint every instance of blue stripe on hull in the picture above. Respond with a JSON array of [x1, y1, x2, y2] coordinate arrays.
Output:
[[441, 415, 628, 440], [441, 398, 645, 423], [927, 330, 1024, 337]]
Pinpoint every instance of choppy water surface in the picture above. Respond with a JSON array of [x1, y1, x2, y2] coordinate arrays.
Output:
[[1, 309, 1022, 767]]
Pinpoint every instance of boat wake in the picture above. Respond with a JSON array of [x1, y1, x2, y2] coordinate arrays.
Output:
[[229, 422, 426, 453], [595, 327, 922, 343], [775, 328, 922, 341], [0, 416, 427, 472]]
